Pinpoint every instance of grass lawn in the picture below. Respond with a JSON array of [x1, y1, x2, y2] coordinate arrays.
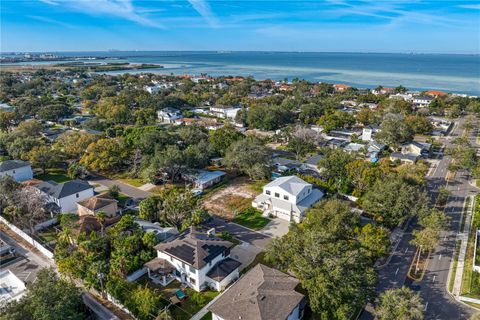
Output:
[[232, 208, 270, 230], [449, 240, 461, 293], [115, 193, 130, 206], [36, 169, 70, 183], [460, 197, 471, 233], [170, 288, 219, 320], [461, 198, 480, 297], [119, 178, 146, 188], [200, 312, 212, 320]]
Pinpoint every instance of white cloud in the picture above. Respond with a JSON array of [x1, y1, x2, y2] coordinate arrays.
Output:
[[28, 15, 76, 28], [39, 0, 164, 28], [187, 0, 219, 28], [458, 4, 480, 10]]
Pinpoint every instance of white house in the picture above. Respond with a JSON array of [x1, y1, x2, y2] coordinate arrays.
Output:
[[182, 170, 226, 191], [252, 176, 324, 223], [208, 264, 306, 320], [145, 227, 241, 292], [35, 180, 94, 213], [0, 160, 33, 182], [413, 96, 434, 108], [361, 125, 380, 142], [390, 141, 432, 164], [157, 107, 182, 124], [0, 270, 26, 307], [209, 106, 241, 120]]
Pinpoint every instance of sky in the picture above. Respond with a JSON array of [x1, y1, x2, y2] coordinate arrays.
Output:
[[1, 0, 480, 53]]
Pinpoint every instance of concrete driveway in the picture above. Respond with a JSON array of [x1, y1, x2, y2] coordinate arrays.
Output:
[[230, 242, 262, 272], [203, 217, 272, 250], [260, 218, 290, 238]]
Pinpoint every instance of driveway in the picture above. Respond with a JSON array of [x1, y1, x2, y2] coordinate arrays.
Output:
[[230, 242, 262, 271], [0, 231, 53, 284], [260, 218, 290, 238], [203, 217, 272, 250], [89, 176, 150, 199]]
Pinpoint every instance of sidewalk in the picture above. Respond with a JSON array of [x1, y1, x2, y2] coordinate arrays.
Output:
[[453, 196, 474, 296]]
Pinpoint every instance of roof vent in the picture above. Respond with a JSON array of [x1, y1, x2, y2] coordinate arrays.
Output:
[[207, 228, 215, 237], [260, 295, 266, 301]]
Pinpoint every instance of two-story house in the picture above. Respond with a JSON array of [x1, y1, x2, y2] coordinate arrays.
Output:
[[390, 141, 432, 164], [157, 107, 183, 124], [413, 96, 434, 108], [252, 176, 324, 223], [144, 227, 241, 292], [208, 264, 306, 320], [0, 160, 33, 182], [35, 180, 94, 213]]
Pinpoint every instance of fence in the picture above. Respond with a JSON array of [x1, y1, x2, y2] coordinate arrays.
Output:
[[0, 216, 54, 260], [459, 295, 480, 305], [34, 217, 58, 232]]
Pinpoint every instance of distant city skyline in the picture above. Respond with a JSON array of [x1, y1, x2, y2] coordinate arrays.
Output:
[[1, 1, 480, 53]]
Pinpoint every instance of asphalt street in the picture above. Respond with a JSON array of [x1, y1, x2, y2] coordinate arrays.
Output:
[[361, 118, 478, 320]]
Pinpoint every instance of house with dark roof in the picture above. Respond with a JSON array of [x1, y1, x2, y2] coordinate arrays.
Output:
[[35, 180, 94, 213], [0, 160, 33, 182], [208, 264, 306, 320], [145, 227, 240, 292]]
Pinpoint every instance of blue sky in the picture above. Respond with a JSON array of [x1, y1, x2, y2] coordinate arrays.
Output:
[[1, 0, 480, 53]]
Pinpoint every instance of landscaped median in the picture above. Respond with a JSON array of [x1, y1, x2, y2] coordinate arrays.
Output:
[[460, 196, 480, 299]]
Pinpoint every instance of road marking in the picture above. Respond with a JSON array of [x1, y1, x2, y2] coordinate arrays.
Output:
[[439, 254, 442, 260], [405, 248, 409, 253], [424, 302, 429, 311], [444, 235, 447, 241], [395, 268, 399, 275], [433, 275, 436, 282]]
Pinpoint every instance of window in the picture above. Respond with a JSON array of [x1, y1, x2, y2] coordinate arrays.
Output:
[[170, 255, 173, 262], [274, 193, 280, 198], [189, 266, 195, 273], [284, 195, 289, 200], [189, 277, 196, 285], [266, 190, 271, 195], [12, 170, 15, 174], [76, 193, 79, 198], [182, 262, 185, 269]]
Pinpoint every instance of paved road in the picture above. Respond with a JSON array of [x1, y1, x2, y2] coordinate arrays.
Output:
[[203, 217, 272, 249], [361, 118, 478, 320], [90, 176, 150, 199]]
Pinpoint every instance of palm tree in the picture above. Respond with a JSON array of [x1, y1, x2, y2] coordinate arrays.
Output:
[[96, 211, 107, 237], [375, 286, 424, 320]]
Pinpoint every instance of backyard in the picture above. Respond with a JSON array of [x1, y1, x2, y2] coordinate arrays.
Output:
[[137, 276, 219, 320], [36, 168, 70, 183]]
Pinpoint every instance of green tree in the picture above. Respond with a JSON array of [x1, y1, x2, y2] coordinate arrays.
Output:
[[0, 268, 88, 320], [138, 196, 160, 221], [358, 224, 390, 259], [265, 199, 376, 318], [376, 117, 414, 147], [208, 125, 244, 156], [223, 137, 271, 180], [80, 138, 130, 173], [26, 145, 56, 174], [318, 148, 355, 192], [127, 285, 163, 320], [361, 176, 429, 228], [375, 287, 424, 320]]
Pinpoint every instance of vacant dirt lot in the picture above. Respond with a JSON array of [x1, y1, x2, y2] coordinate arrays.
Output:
[[202, 177, 259, 219]]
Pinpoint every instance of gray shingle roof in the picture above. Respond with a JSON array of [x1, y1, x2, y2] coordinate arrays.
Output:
[[36, 180, 92, 199], [208, 264, 305, 320], [206, 257, 241, 281], [0, 160, 30, 172]]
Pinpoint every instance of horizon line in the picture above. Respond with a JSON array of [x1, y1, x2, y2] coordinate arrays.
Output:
[[1, 50, 479, 56]]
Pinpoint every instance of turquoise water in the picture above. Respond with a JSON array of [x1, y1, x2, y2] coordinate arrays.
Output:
[[12, 51, 480, 95]]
